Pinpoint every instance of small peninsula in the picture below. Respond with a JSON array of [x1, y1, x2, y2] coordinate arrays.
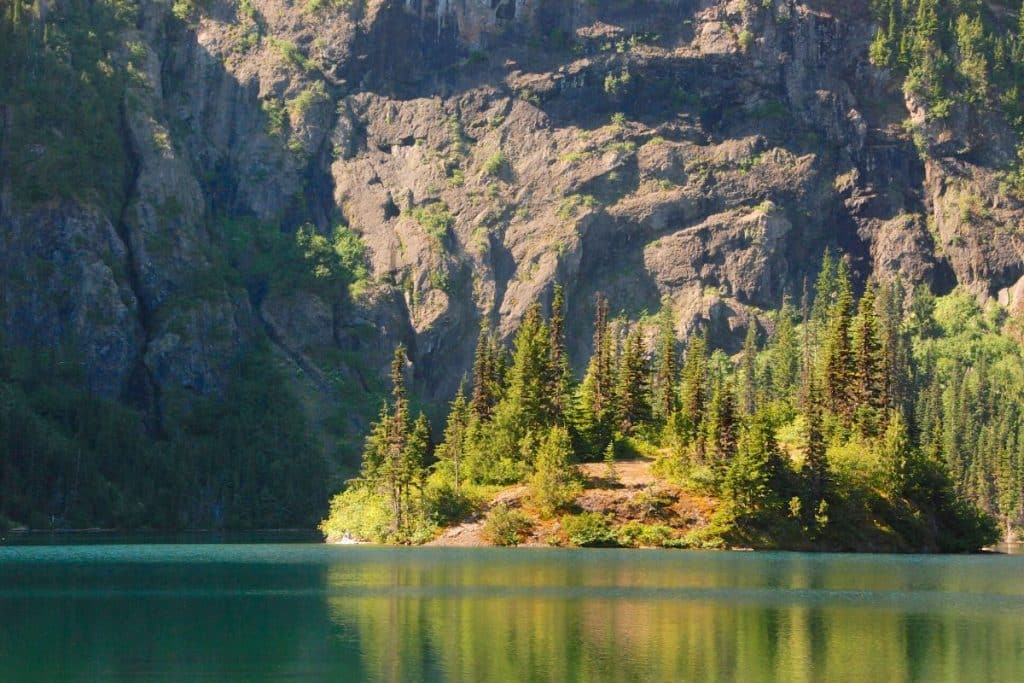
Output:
[[322, 259, 1000, 552]]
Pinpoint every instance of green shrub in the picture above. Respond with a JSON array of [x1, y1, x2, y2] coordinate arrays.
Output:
[[483, 150, 506, 176], [562, 512, 618, 547], [617, 521, 674, 547], [410, 202, 455, 245], [320, 485, 393, 542], [268, 37, 317, 72], [738, 29, 754, 53], [287, 81, 329, 119], [482, 504, 533, 546]]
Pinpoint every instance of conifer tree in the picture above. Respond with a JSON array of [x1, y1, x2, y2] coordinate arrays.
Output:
[[852, 283, 884, 435], [739, 321, 758, 416], [401, 413, 432, 527], [505, 302, 552, 431], [594, 294, 614, 409], [470, 327, 497, 419], [811, 249, 837, 325], [679, 330, 709, 438], [574, 294, 617, 454], [723, 409, 789, 525], [528, 425, 580, 517], [652, 304, 679, 421], [802, 379, 829, 525], [798, 278, 815, 410], [822, 258, 855, 419], [705, 378, 739, 468], [877, 279, 910, 411], [546, 285, 573, 421], [769, 295, 799, 402], [881, 410, 913, 496], [615, 326, 651, 434], [436, 383, 470, 489], [385, 345, 411, 531]]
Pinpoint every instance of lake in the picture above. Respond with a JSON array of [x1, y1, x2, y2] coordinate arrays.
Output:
[[1, 538, 1022, 681]]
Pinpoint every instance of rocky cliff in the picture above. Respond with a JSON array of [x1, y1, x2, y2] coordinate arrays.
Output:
[[2, 0, 1023, 474]]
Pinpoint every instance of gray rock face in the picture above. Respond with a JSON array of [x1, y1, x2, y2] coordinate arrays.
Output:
[[2, 0, 1023, 436], [0, 202, 142, 398]]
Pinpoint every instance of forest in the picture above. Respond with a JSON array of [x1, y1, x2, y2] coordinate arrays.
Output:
[[323, 252, 1010, 551]]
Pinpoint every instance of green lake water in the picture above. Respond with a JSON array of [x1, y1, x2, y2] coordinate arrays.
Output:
[[1, 539, 1022, 682]]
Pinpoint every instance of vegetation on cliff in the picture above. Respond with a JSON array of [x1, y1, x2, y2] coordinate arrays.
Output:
[[323, 257, 1005, 551], [3, 2, 1024, 540]]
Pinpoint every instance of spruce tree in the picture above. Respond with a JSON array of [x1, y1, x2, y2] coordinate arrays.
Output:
[[739, 321, 758, 416], [724, 409, 789, 525], [436, 383, 470, 489], [802, 379, 829, 527], [811, 249, 837, 325], [615, 326, 651, 434], [769, 295, 799, 402], [822, 258, 855, 420], [470, 327, 497, 419], [546, 285, 573, 421], [877, 279, 910, 411], [652, 304, 679, 421], [679, 330, 709, 440], [880, 410, 913, 496], [852, 283, 884, 435], [528, 425, 580, 518], [378, 345, 413, 533], [401, 413, 432, 529], [705, 378, 739, 469], [505, 302, 552, 432], [798, 278, 815, 410], [574, 294, 616, 454]]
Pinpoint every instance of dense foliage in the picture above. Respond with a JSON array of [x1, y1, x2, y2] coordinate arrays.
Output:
[[0, 340, 327, 530], [326, 260, 1004, 550], [0, 0, 137, 213], [868, 0, 1024, 188]]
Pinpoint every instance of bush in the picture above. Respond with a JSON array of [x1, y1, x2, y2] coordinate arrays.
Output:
[[409, 202, 455, 245], [319, 485, 393, 543], [617, 521, 674, 547], [561, 512, 618, 547], [483, 150, 505, 176], [482, 504, 533, 546]]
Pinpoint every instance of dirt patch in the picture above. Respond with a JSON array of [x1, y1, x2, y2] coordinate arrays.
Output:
[[429, 460, 719, 547]]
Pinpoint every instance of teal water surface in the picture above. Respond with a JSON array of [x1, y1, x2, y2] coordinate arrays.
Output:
[[1, 541, 1022, 682]]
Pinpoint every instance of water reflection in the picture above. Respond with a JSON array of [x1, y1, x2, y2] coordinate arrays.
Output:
[[0, 545, 1022, 681], [324, 550, 1024, 683]]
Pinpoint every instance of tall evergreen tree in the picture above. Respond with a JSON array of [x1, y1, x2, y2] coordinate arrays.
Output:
[[705, 378, 740, 468], [574, 294, 617, 454], [470, 327, 497, 419], [652, 304, 679, 421], [799, 277, 816, 410], [822, 258, 855, 420], [723, 408, 790, 526], [802, 378, 829, 526], [811, 249, 837, 325], [880, 410, 913, 496], [739, 321, 758, 416], [436, 383, 470, 489], [546, 285, 573, 421], [877, 278, 910, 411], [616, 327, 651, 434], [852, 283, 885, 435], [769, 295, 799, 402], [679, 330, 709, 435], [505, 302, 552, 432]]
